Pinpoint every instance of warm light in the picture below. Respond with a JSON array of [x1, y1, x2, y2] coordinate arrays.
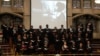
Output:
[[4, 0, 10, 1], [55, 54, 60, 56], [95, 0, 100, 4]]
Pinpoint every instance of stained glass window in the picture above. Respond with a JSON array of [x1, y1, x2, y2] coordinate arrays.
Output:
[[72, 0, 81, 8], [2, 0, 11, 7], [83, 0, 91, 8], [14, 0, 23, 8]]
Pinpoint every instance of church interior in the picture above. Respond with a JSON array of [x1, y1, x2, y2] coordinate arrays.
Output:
[[0, 0, 100, 56]]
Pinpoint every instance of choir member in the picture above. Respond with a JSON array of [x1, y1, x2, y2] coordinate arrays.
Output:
[[69, 25, 74, 33], [84, 33, 90, 45], [61, 34, 66, 42], [53, 27, 58, 34], [42, 36, 49, 54], [28, 33, 35, 44], [54, 34, 61, 54], [78, 42, 84, 54], [15, 34, 22, 53], [22, 25, 27, 33], [86, 40, 92, 54], [68, 33, 74, 47], [77, 24, 85, 38], [1, 23, 9, 43], [35, 35, 42, 54], [20, 41, 28, 54], [59, 25, 65, 36], [76, 32, 83, 45], [44, 24, 52, 44], [87, 22, 93, 32], [60, 25, 65, 32], [27, 26, 34, 34], [18, 24, 24, 36], [70, 41, 77, 54], [44, 24, 51, 34], [28, 41, 35, 54], [85, 33, 89, 41], [86, 22, 93, 41], [13, 26, 18, 44], [22, 33, 29, 46], [65, 32, 69, 42], [62, 41, 69, 54], [38, 25, 44, 37], [52, 27, 58, 44], [8, 24, 13, 39], [77, 24, 83, 33]]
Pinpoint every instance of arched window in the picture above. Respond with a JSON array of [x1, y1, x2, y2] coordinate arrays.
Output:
[[2, 0, 11, 7], [14, 0, 23, 8], [83, 0, 91, 8], [72, 0, 81, 8]]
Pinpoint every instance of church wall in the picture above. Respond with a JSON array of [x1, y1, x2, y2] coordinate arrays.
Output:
[[0, 0, 100, 39]]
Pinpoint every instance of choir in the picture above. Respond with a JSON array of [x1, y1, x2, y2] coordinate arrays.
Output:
[[1, 23, 93, 54]]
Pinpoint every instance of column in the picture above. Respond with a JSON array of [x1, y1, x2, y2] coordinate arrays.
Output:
[[67, 0, 72, 28], [23, 16, 30, 29], [23, 0, 31, 29]]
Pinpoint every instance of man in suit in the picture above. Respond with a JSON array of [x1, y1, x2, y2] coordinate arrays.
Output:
[[44, 24, 52, 44], [59, 25, 66, 40], [1, 23, 9, 43], [37, 25, 44, 39], [86, 22, 93, 41], [27, 26, 34, 34], [54, 34, 61, 54]]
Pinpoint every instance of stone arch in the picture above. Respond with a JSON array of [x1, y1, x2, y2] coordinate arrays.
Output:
[[0, 12, 23, 18], [73, 14, 100, 19], [72, 14, 100, 32], [0, 12, 23, 30]]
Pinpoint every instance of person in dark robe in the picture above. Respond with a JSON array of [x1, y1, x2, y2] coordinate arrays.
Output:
[[28, 41, 35, 54], [54, 34, 61, 54], [44, 24, 52, 44], [15, 34, 22, 54], [22, 33, 29, 45], [76, 24, 84, 38], [12, 26, 18, 45], [27, 26, 34, 34], [70, 41, 77, 54], [1, 23, 9, 43], [42, 36, 49, 54], [53, 27, 58, 34], [20, 41, 28, 54], [61, 41, 69, 54], [59, 25, 66, 38], [68, 33, 75, 47], [85, 22, 93, 41], [44, 24, 51, 34], [77, 42, 84, 54], [69, 25, 74, 33], [8, 24, 13, 39], [86, 40, 92, 54], [38, 25, 44, 38], [76, 32, 83, 46], [52, 27, 58, 44], [28, 33, 35, 44], [35, 35, 42, 54], [17, 24, 24, 36]]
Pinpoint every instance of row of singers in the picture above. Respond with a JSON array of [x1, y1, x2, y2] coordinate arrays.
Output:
[[14, 33, 92, 54], [1, 23, 93, 43]]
